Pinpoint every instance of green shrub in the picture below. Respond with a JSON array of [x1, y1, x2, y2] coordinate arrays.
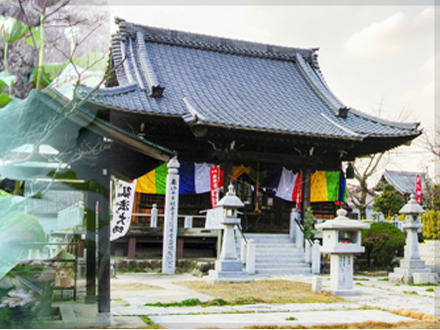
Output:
[[303, 206, 317, 241], [421, 210, 440, 240], [373, 184, 405, 218], [362, 222, 405, 268]]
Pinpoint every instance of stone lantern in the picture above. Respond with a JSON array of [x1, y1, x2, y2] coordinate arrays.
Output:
[[389, 194, 437, 284], [208, 185, 253, 282], [316, 209, 369, 296]]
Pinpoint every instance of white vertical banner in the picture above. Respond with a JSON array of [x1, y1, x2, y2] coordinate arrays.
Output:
[[162, 157, 180, 274], [110, 179, 137, 241]]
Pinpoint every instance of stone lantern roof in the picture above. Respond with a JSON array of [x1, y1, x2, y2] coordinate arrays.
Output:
[[216, 185, 244, 209], [399, 194, 426, 215], [316, 209, 369, 230]]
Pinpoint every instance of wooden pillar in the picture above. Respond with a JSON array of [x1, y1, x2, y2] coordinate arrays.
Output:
[[85, 190, 96, 304], [302, 168, 312, 221], [177, 238, 184, 259], [97, 151, 111, 324], [223, 159, 233, 191], [128, 237, 137, 259]]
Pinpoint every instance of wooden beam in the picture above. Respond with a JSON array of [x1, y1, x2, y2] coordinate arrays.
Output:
[[302, 167, 312, 218]]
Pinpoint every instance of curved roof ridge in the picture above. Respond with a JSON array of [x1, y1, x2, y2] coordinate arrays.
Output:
[[136, 32, 159, 93], [128, 36, 146, 90], [296, 53, 345, 116], [114, 17, 316, 62], [320, 113, 364, 139], [77, 84, 138, 97], [350, 108, 420, 130], [120, 38, 137, 85], [111, 34, 129, 86]]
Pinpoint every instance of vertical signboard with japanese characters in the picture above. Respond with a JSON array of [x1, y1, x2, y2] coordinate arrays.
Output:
[[415, 174, 422, 204], [210, 166, 220, 208], [110, 180, 137, 241], [162, 157, 180, 274]]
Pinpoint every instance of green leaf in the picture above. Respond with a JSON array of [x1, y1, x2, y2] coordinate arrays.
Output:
[[31, 66, 52, 88], [25, 27, 41, 49], [0, 72, 16, 94], [0, 72, 16, 86], [0, 15, 29, 43], [0, 93, 13, 107]]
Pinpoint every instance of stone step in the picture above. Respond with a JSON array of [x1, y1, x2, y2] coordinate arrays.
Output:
[[255, 268, 312, 275], [256, 256, 306, 263], [255, 249, 304, 254], [245, 236, 293, 243], [241, 233, 311, 276], [255, 262, 309, 269]]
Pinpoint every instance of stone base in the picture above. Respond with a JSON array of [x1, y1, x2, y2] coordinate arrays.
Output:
[[389, 273, 413, 284], [207, 270, 254, 283], [96, 312, 112, 325], [399, 259, 426, 269], [215, 259, 244, 272], [331, 289, 362, 296], [392, 266, 431, 276], [389, 269, 435, 284], [413, 272, 438, 284]]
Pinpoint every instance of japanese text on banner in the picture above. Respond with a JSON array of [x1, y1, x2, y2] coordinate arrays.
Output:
[[110, 179, 137, 241]]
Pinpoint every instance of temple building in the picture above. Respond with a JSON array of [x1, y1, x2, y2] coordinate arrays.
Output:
[[76, 18, 422, 259]]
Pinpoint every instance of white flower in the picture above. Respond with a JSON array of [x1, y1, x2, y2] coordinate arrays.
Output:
[[0, 289, 35, 308]]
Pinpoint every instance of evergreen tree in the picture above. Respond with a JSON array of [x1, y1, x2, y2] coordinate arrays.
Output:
[[373, 184, 405, 218]]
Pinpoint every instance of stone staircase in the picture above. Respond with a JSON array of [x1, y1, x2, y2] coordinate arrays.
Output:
[[244, 234, 312, 276]]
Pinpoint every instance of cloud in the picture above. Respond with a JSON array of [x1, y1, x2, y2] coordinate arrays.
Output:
[[344, 8, 434, 58]]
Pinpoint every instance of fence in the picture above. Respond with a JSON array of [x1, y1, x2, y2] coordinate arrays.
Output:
[[56, 201, 84, 231]]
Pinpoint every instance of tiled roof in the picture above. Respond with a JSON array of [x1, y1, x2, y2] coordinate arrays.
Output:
[[379, 170, 429, 195], [77, 19, 421, 141]]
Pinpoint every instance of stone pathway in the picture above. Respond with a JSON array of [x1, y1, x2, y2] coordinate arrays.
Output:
[[51, 273, 439, 329]]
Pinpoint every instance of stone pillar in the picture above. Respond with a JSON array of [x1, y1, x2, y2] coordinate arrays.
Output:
[[246, 239, 256, 275], [162, 157, 180, 274], [150, 204, 158, 228], [290, 208, 299, 240], [295, 221, 304, 250], [312, 239, 321, 274], [305, 240, 312, 263], [240, 238, 247, 264], [330, 254, 360, 295], [312, 276, 322, 293], [184, 216, 193, 229]]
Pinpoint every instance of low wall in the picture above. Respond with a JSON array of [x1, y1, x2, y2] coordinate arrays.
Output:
[[419, 240, 440, 275], [112, 258, 215, 276]]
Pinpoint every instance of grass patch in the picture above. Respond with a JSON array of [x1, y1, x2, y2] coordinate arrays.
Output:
[[175, 280, 345, 304], [403, 291, 419, 295], [141, 316, 156, 326], [409, 283, 438, 287], [285, 316, 298, 321], [145, 298, 201, 307], [394, 284, 400, 286], [125, 267, 148, 273], [377, 278, 389, 281], [353, 278, 370, 281], [426, 288, 435, 292], [244, 320, 439, 328]]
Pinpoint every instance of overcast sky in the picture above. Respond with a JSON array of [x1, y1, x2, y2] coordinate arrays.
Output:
[[108, 5, 436, 185]]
